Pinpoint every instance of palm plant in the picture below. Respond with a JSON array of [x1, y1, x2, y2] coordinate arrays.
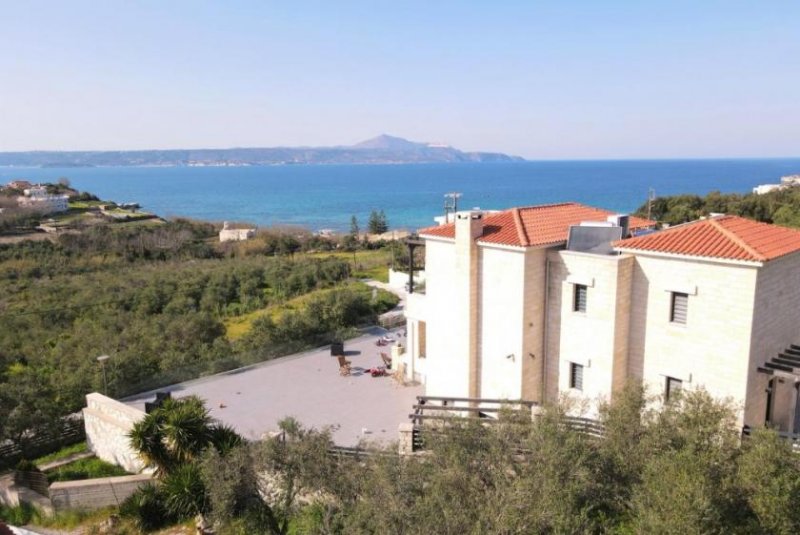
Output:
[[128, 395, 239, 476]]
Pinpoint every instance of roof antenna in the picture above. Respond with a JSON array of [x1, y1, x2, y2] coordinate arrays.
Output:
[[444, 192, 462, 223], [647, 188, 656, 221]]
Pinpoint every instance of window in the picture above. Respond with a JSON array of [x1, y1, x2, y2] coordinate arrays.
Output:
[[570, 363, 584, 391], [573, 284, 587, 313], [665, 377, 682, 402], [670, 292, 688, 324], [765, 379, 775, 425]]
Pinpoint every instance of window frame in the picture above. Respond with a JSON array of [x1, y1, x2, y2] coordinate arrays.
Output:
[[573, 284, 588, 313], [665, 376, 682, 402], [669, 291, 688, 325], [569, 362, 584, 391]]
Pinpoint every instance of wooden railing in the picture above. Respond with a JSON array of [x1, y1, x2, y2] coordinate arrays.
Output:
[[0, 415, 85, 470], [409, 395, 605, 452]]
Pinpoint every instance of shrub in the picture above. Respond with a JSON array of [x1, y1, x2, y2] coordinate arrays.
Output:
[[119, 483, 171, 532], [14, 459, 41, 473], [161, 464, 206, 519], [0, 503, 38, 526]]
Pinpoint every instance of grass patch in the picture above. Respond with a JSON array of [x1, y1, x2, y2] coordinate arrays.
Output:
[[353, 264, 389, 282], [68, 200, 107, 209], [46, 456, 129, 483], [38, 507, 119, 531], [223, 281, 399, 340], [225, 307, 272, 340], [0, 502, 39, 526], [0, 503, 122, 532], [33, 441, 88, 465], [306, 248, 395, 283]]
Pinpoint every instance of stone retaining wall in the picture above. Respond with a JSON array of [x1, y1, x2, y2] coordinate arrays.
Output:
[[49, 474, 154, 511], [82, 393, 146, 473]]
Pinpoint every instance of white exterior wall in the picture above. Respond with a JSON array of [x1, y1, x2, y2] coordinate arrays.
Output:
[[17, 194, 68, 214], [219, 228, 256, 242], [421, 238, 472, 398], [388, 268, 426, 290], [83, 393, 146, 473], [478, 245, 526, 400], [628, 255, 758, 424], [747, 252, 800, 430]]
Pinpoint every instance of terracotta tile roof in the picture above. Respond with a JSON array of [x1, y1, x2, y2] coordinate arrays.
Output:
[[614, 215, 800, 262], [419, 202, 655, 248]]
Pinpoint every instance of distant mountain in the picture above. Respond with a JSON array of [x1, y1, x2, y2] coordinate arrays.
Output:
[[0, 135, 523, 167], [352, 134, 423, 150]]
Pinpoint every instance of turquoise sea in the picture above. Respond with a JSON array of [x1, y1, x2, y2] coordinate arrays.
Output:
[[3, 160, 800, 231]]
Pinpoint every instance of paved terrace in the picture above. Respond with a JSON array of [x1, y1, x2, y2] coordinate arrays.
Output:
[[124, 327, 422, 447]]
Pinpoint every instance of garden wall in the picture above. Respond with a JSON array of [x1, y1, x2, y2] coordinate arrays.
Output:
[[49, 474, 154, 511], [82, 393, 146, 473]]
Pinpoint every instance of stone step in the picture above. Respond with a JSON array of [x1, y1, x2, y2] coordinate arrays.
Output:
[[778, 353, 800, 365], [765, 361, 793, 373], [772, 357, 799, 369]]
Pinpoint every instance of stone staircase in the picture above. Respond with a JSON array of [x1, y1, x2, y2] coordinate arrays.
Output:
[[759, 344, 800, 375]]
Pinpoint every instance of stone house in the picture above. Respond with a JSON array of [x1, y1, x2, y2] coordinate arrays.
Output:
[[403, 202, 800, 432], [219, 221, 256, 242]]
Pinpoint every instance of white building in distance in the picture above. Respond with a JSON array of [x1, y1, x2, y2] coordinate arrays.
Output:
[[402, 202, 800, 433], [17, 185, 69, 214], [219, 221, 256, 242]]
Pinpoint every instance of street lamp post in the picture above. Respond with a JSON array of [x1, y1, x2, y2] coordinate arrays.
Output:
[[97, 355, 110, 395]]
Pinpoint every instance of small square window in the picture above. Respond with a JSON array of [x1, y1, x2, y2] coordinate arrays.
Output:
[[570, 363, 584, 391], [665, 377, 682, 401], [670, 292, 688, 324], [573, 284, 587, 313]]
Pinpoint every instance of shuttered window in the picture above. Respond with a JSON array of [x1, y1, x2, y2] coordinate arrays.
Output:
[[573, 284, 588, 313], [670, 292, 688, 324], [570, 363, 584, 391], [665, 377, 682, 402]]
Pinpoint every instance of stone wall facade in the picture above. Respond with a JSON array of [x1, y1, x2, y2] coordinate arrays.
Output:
[[83, 393, 147, 473]]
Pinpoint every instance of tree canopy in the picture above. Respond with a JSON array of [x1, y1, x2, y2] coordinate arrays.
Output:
[[635, 187, 800, 228]]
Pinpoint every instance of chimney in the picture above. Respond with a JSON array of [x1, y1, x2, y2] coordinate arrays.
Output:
[[455, 210, 484, 243], [454, 211, 483, 399]]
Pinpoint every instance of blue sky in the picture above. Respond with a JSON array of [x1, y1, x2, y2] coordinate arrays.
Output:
[[1, 1, 798, 158]]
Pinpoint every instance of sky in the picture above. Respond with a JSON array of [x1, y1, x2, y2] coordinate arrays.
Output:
[[1, 1, 799, 159]]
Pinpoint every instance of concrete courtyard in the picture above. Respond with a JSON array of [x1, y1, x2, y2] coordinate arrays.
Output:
[[124, 327, 422, 447]]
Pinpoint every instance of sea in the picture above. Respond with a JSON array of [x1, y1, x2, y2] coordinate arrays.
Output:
[[3, 159, 800, 232]]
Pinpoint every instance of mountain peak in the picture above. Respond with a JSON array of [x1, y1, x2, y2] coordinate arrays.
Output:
[[352, 134, 422, 150]]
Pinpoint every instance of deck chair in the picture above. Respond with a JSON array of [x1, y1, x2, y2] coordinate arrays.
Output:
[[337, 355, 352, 376], [380, 352, 392, 369]]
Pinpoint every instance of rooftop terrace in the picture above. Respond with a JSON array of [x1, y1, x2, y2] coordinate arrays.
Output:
[[124, 327, 422, 447]]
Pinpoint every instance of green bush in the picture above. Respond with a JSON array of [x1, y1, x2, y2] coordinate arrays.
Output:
[[119, 483, 172, 532], [14, 459, 41, 473], [0, 502, 39, 525], [161, 464, 206, 519]]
